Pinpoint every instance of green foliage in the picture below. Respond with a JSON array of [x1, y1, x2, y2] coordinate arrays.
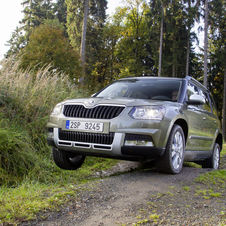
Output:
[[21, 0, 55, 39], [0, 57, 91, 184], [19, 21, 82, 80], [207, 0, 226, 124], [0, 153, 118, 225], [6, 0, 57, 58], [0, 122, 36, 183], [114, 0, 151, 77], [0, 57, 120, 225], [66, 0, 108, 84]]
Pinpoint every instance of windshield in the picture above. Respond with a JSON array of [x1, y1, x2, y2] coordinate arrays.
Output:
[[95, 78, 182, 101]]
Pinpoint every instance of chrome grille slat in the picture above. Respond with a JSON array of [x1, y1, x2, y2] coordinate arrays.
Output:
[[59, 129, 114, 145], [63, 105, 125, 119]]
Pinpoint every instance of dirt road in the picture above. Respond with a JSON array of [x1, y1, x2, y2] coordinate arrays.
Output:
[[21, 160, 226, 226]]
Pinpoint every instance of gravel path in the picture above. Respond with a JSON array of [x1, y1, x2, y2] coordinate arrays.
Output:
[[21, 158, 226, 226]]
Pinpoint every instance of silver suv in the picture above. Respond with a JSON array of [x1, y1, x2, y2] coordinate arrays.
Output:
[[47, 76, 223, 174]]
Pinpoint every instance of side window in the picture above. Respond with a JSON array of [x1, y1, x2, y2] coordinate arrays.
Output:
[[199, 89, 211, 113], [209, 94, 218, 116]]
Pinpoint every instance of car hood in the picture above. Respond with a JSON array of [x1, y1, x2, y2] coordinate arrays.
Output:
[[62, 97, 178, 108]]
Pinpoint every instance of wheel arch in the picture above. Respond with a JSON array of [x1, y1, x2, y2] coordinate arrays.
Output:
[[215, 133, 223, 150], [174, 119, 188, 144]]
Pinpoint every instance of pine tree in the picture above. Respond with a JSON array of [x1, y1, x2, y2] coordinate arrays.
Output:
[[66, 0, 107, 83], [148, 0, 195, 78], [112, 0, 151, 77], [208, 0, 226, 140], [6, 0, 58, 58], [20, 0, 54, 40]]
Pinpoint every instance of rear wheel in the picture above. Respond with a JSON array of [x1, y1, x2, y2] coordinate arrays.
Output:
[[52, 147, 86, 170], [202, 143, 220, 169], [155, 125, 185, 174]]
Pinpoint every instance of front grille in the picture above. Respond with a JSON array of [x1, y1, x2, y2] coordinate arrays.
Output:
[[63, 105, 125, 119], [59, 129, 114, 145]]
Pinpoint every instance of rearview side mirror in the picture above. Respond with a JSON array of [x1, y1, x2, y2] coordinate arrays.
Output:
[[186, 94, 205, 105]]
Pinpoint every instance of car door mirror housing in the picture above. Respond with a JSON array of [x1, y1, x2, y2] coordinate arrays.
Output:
[[187, 94, 205, 105]]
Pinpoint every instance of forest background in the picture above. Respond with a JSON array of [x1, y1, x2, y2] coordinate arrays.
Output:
[[2, 0, 226, 133], [0, 0, 226, 224]]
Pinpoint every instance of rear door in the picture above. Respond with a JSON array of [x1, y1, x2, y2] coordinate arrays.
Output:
[[185, 82, 215, 151], [198, 89, 217, 150]]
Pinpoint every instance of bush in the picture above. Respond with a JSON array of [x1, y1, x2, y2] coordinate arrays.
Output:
[[0, 57, 91, 185], [0, 126, 36, 182]]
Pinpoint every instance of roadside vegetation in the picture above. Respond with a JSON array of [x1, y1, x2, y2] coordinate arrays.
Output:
[[0, 59, 225, 225], [0, 58, 118, 225]]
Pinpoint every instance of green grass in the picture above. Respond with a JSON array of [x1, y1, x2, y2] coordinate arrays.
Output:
[[0, 157, 118, 225], [0, 58, 119, 225]]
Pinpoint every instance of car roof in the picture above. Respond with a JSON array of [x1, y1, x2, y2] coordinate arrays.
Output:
[[119, 76, 209, 92], [119, 76, 183, 81]]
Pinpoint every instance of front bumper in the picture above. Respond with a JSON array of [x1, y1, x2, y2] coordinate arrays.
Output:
[[47, 128, 165, 160]]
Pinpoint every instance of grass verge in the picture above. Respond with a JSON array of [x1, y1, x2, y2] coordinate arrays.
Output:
[[0, 157, 118, 225]]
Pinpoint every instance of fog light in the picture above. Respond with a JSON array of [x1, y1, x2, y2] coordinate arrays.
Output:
[[124, 140, 153, 147], [47, 132, 54, 139]]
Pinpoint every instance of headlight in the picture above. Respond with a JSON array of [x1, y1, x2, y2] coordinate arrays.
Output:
[[129, 106, 165, 120], [51, 103, 63, 115]]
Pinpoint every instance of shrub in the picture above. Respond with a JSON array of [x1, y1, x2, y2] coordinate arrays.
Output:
[[0, 125, 36, 185], [0, 57, 90, 185]]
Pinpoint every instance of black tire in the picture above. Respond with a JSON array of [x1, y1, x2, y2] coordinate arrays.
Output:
[[155, 125, 185, 174], [202, 143, 221, 169], [52, 147, 86, 170]]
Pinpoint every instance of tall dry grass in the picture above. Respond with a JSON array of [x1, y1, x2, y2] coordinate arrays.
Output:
[[0, 57, 85, 120], [0, 57, 89, 184]]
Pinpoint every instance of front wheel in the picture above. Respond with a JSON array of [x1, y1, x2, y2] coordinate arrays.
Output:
[[202, 143, 221, 169], [155, 125, 185, 174], [52, 147, 86, 170]]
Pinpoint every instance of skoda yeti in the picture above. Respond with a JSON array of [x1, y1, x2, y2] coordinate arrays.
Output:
[[47, 76, 223, 174]]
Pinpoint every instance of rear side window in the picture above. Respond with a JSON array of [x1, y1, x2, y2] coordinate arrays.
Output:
[[198, 89, 211, 113], [187, 82, 212, 114], [209, 94, 218, 116]]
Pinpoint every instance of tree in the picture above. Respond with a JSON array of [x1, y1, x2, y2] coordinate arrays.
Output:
[[183, 0, 201, 77], [19, 21, 82, 80], [208, 0, 226, 140], [203, 0, 208, 87], [112, 0, 151, 77], [54, 0, 67, 25], [66, 0, 107, 83], [20, 0, 55, 40], [6, 0, 63, 58], [80, 0, 89, 66], [5, 27, 26, 57], [158, 1, 164, 77], [148, 0, 190, 77]]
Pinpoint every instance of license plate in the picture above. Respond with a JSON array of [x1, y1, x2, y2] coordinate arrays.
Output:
[[66, 120, 104, 132]]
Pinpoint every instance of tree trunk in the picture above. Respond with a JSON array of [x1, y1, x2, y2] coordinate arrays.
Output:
[[204, 0, 208, 88], [172, 46, 176, 77], [80, 0, 89, 66], [186, 29, 190, 77], [186, 0, 191, 77], [158, 3, 164, 77], [223, 60, 226, 141]]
